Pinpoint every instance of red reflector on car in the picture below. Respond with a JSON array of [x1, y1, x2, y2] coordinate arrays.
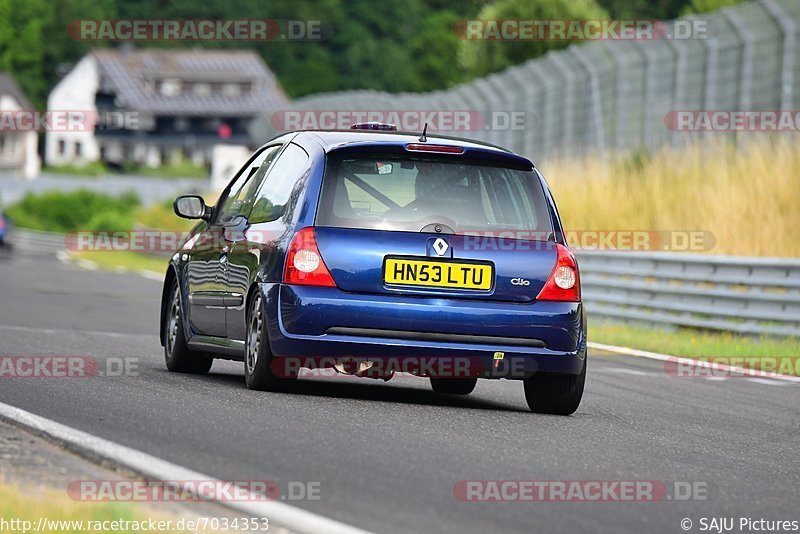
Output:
[[535, 244, 581, 302], [283, 227, 337, 287], [405, 143, 465, 154]]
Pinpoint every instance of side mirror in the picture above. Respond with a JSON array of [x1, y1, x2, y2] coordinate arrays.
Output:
[[173, 195, 209, 220]]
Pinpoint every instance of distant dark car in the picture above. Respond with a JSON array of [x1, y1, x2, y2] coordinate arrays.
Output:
[[160, 126, 586, 414]]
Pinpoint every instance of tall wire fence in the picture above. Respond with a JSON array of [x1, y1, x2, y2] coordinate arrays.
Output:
[[261, 0, 799, 161]]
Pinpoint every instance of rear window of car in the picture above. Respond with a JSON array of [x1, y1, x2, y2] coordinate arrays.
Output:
[[315, 153, 554, 234]]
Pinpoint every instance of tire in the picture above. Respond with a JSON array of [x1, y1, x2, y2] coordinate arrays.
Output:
[[164, 278, 213, 374], [244, 290, 295, 391], [523, 359, 586, 415], [430, 377, 477, 395]]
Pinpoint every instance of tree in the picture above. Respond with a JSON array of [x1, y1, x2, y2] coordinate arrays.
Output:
[[458, 0, 609, 79], [407, 10, 466, 91], [681, 0, 745, 16], [1, 0, 727, 105], [0, 0, 48, 108]]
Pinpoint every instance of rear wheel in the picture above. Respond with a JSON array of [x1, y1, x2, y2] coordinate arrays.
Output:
[[430, 377, 477, 395], [164, 279, 213, 374], [244, 291, 295, 391], [523, 359, 586, 415]]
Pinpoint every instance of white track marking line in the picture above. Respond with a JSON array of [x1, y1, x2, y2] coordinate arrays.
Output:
[[0, 323, 155, 339], [599, 367, 655, 376], [745, 377, 789, 386], [76, 259, 98, 270], [56, 249, 164, 281], [588, 341, 800, 383], [140, 270, 165, 281], [0, 402, 373, 534]]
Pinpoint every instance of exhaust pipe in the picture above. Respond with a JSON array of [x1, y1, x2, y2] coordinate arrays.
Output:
[[333, 358, 394, 381], [334, 358, 375, 375]]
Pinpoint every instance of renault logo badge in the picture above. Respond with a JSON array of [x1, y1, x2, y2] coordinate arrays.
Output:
[[432, 238, 449, 256]]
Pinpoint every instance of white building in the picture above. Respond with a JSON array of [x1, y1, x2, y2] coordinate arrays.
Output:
[[0, 73, 40, 179], [46, 47, 288, 170]]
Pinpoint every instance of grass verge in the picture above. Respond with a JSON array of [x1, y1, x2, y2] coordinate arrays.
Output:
[[43, 161, 208, 179], [0, 482, 174, 534], [43, 162, 109, 177], [590, 321, 800, 375], [72, 250, 168, 276]]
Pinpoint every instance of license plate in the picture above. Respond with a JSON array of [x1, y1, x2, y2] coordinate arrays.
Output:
[[384, 258, 493, 290]]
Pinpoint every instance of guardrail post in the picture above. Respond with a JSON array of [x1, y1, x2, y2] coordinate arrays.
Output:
[[761, 0, 798, 110], [568, 46, 606, 155]]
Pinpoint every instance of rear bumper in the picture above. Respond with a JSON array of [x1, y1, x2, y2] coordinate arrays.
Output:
[[263, 283, 586, 379]]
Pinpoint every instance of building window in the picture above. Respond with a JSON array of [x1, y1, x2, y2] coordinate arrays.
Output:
[[75, 142, 82, 158], [221, 83, 242, 97], [0, 134, 14, 156], [160, 79, 181, 97], [174, 118, 189, 132], [58, 139, 66, 155], [192, 83, 211, 97]]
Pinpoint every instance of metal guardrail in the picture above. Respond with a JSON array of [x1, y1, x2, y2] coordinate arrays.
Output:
[[11, 229, 799, 338], [257, 0, 800, 161], [578, 251, 800, 338], [11, 229, 66, 252]]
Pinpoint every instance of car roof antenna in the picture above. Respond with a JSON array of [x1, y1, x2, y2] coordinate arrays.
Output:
[[418, 122, 428, 142]]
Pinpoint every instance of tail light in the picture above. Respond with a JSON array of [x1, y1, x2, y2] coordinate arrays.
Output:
[[283, 227, 337, 287], [351, 122, 397, 131], [535, 244, 580, 302]]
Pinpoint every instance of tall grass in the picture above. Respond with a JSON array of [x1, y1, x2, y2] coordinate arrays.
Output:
[[540, 138, 800, 257], [0, 481, 240, 533], [0, 483, 160, 533]]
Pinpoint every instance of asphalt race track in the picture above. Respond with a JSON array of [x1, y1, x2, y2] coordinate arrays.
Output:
[[0, 246, 797, 534]]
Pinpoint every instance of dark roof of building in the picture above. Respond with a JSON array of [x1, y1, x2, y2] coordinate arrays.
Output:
[[92, 48, 288, 117], [0, 72, 33, 109]]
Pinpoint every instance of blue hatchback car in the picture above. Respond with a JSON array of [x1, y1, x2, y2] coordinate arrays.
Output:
[[161, 126, 586, 414]]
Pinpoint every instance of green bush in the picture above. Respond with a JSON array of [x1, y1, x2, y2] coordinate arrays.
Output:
[[83, 210, 137, 233], [5, 189, 140, 233], [121, 160, 208, 179], [43, 161, 110, 177]]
